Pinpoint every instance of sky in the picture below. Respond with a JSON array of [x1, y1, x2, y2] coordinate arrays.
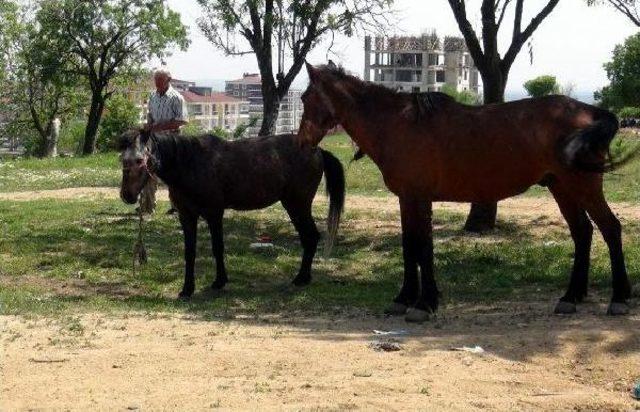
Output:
[[160, 0, 638, 99]]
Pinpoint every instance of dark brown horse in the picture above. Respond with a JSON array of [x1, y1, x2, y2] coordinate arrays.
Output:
[[119, 130, 345, 298], [298, 62, 631, 322]]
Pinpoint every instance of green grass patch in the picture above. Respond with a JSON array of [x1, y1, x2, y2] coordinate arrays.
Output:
[[1, 132, 639, 202], [1, 198, 638, 317], [0, 153, 120, 192]]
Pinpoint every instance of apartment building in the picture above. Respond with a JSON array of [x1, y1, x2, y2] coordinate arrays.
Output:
[[225, 73, 303, 136], [180, 89, 249, 132]]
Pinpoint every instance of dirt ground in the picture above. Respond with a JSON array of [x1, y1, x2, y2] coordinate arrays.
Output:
[[2, 300, 640, 411], [1, 186, 640, 221], [1, 188, 640, 410]]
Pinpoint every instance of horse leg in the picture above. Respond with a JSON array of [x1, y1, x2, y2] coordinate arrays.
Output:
[[584, 195, 631, 315], [385, 196, 420, 316], [178, 212, 198, 299], [405, 201, 437, 323], [549, 186, 593, 314], [283, 198, 319, 286], [207, 210, 227, 290]]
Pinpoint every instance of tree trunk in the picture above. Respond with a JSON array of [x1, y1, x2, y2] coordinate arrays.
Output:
[[43, 118, 60, 158], [464, 69, 507, 232], [258, 81, 281, 136], [83, 92, 106, 155]]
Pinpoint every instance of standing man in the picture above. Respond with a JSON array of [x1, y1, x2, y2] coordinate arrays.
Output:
[[139, 68, 188, 213]]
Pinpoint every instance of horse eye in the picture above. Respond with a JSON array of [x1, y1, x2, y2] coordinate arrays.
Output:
[[135, 158, 144, 165]]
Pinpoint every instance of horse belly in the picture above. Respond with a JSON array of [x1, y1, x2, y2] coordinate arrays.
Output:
[[435, 167, 543, 203]]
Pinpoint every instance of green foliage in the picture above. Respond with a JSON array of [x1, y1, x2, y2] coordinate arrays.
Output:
[[0, 0, 20, 83], [182, 121, 207, 136], [618, 106, 640, 118], [440, 84, 481, 105], [1, 1, 87, 158], [58, 119, 87, 154], [36, 0, 190, 154], [98, 95, 140, 152], [596, 33, 640, 110], [523, 75, 560, 98], [232, 116, 258, 139]]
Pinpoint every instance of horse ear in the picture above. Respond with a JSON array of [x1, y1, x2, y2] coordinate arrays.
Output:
[[327, 60, 337, 70]]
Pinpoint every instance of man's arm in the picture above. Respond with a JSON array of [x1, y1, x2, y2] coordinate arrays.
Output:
[[149, 119, 187, 132]]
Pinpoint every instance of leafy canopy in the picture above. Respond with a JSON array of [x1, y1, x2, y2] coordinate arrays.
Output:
[[595, 32, 640, 110], [523, 75, 560, 98]]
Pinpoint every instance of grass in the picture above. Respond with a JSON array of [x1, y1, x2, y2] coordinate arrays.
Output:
[[0, 197, 638, 317], [0, 132, 639, 202], [1, 131, 639, 317], [0, 153, 120, 192]]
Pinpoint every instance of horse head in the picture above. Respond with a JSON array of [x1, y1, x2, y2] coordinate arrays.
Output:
[[298, 62, 343, 147], [118, 129, 157, 204]]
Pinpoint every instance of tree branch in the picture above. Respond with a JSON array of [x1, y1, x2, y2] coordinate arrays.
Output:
[[502, 0, 559, 71], [447, 0, 485, 68]]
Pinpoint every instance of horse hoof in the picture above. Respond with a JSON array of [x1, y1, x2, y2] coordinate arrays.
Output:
[[554, 300, 576, 314], [384, 302, 408, 316], [607, 302, 629, 316], [405, 308, 431, 323]]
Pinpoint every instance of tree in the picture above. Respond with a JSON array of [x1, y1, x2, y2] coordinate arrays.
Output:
[[587, 0, 640, 26], [197, 0, 392, 136], [595, 33, 640, 110], [0, 0, 19, 84], [98, 94, 141, 152], [446, 0, 560, 231], [523, 75, 560, 97], [1, 1, 85, 158], [37, 0, 189, 155]]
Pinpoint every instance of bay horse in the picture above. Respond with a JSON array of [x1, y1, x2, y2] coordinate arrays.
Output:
[[298, 62, 631, 322], [119, 130, 345, 298]]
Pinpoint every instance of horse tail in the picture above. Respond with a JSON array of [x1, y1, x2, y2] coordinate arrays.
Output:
[[562, 109, 619, 173], [320, 149, 345, 256]]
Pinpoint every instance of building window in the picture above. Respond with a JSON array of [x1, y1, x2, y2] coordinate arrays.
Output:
[[436, 70, 445, 83], [464, 70, 468, 81], [395, 70, 421, 82], [428, 53, 438, 66]]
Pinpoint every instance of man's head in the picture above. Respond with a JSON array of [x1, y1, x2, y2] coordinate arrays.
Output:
[[154, 68, 172, 95]]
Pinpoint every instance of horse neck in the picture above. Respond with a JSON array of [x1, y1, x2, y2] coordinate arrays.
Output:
[[331, 82, 400, 164], [151, 135, 180, 185]]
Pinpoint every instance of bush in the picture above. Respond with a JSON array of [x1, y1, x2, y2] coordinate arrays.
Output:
[[523, 75, 560, 98], [181, 120, 206, 136], [58, 118, 86, 155], [98, 94, 140, 152], [617, 106, 640, 119], [440, 84, 481, 105]]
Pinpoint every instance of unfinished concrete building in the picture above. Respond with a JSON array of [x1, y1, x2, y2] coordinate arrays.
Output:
[[364, 33, 480, 94]]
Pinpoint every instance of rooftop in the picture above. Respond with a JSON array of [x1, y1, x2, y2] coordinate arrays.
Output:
[[180, 90, 248, 104], [227, 73, 261, 84]]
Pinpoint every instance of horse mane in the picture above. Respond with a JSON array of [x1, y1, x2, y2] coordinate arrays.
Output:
[[317, 63, 456, 118]]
